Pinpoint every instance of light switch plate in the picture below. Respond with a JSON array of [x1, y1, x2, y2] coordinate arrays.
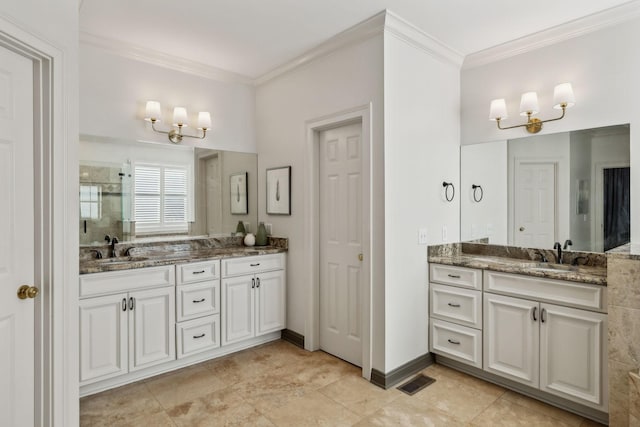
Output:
[[265, 223, 272, 235], [418, 228, 428, 245]]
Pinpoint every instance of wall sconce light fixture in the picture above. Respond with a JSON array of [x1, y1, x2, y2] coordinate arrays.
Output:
[[489, 83, 575, 134], [144, 101, 211, 144]]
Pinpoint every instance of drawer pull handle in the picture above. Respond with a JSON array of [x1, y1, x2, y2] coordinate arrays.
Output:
[[447, 302, 461, 308], [447, 274, 461, 279], [541, 308, 546, 323], [250, 263, 260, 267], [532, 307, 538, 322], [192, 298, 206, 303], [256, 277, 260, 288], [193, 270, 206, 274], [193, 334, 206, 339], [129, 297, 135, 311], [252, 278, 256, 289], [122, 298, 127, 311], [447, 339, 460, 345]]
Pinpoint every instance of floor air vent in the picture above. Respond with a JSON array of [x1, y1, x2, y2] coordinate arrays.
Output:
[[397, 374, 436, 396]]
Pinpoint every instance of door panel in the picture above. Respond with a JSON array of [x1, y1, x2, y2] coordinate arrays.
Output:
[[129, 287, 175, 371], [484, 293, 539, 387], [514, 162, 556, 248], [256, 270, 286, 335], [221, 276, 254, 345], [0, 46, 34, 426], [540, 303, 607, 409], [319, 123, 363, 366]]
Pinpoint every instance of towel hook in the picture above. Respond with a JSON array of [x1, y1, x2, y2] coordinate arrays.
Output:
[[472, 184, 483, 202], [442, 181, 455, 202]]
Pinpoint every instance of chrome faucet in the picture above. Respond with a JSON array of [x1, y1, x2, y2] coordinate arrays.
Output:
[[553, 242, 563, 264]]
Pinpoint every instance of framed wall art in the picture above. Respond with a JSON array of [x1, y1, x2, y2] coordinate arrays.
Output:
[[266, 166, 291, 215], [230, 172, 248, 214]]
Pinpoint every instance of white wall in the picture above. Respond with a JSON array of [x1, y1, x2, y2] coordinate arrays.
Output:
[[383, 33, 461, 370], [80, 44, 257, 153], [256, 34, 387, 370], [460, 141, 508, 244], [0, 1, 79, 425], [569, 131, 592, 251], [461, 17, 640, 244]]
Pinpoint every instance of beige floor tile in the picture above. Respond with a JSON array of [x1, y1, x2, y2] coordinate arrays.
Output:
[[500, 391, 584, 426], [167, 387, 274, 427], [471, 398, 579, 427], [579, 418, 607, 427], [318, 374, 403, 416], [145, 364, 227, 409], [407, 372, 504, 423], [251, 340, 318, 367], [355, 396, 465, 427], [203, 347, 288, 385], [80, 382, 164, 426], [260, 390, 362, 426], [288, 353, 360, 390]]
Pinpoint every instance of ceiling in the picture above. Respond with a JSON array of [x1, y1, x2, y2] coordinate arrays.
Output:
[[79, 0, 636, 80]]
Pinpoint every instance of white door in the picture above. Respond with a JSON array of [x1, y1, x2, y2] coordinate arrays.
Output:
[[540, 303, 607, 410], [256, 270, 286, 336], [514, 162, 556, 248], [79, 294, 128, 384], [221, 276, 255, 345], [129, 287, 175, 371], [0, 46, 35, 426], [484, 293, 539, 388], [319, 122, 363, 366]]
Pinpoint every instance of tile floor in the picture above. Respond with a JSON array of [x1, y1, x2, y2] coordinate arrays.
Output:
[[80, 340, 605, 426]]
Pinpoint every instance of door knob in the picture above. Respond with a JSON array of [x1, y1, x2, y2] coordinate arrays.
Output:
[[358, 253, 363, 261], [17, 285, 39, 300], [519, 227, 525, 232]]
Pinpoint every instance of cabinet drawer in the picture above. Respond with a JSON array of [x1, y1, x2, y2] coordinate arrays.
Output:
[[176, 314, 220, 358], [80, 265, 175, 298], [430, 283, 482, 329], [430, 264, 481, 290], [222, 253, 285, 277], [484, 270, 606, 311], [176, 280, 220, 321], [430, 318, 482, 368], [177, 260, 219, 285]]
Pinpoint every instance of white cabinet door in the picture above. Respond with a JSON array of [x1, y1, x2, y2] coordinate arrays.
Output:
[[484, 293, 539, 388], [79, 293, 128, 384], [540, 303, 607, 410], [256, 270, 286, 336], [129, 287, 176, 371], [221, 276, 255, 345]]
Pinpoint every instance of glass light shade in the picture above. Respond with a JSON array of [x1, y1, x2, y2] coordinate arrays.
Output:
[[519, 92, 539, 116], [197, 112, 211, 130], [145, 101, 161, 122], [553, 83, 575, 109], [489, 99, 507, 121], [173, 107, 188, 126]]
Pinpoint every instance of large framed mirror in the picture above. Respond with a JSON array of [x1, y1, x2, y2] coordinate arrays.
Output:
[[460, 124, 630, 252], [79, 135, 258, 245]]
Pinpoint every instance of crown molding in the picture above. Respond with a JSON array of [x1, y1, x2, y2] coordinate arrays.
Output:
[[383, 10, 464, 68], [254, 10, 387, 85], [463, 1, 640, 70], [79, 31, 254, 85]]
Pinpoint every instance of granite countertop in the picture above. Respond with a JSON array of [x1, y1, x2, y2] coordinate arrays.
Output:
[[606, 243, 640, 261], [80, 246, 286, 274], [428, 242, 607, 286]]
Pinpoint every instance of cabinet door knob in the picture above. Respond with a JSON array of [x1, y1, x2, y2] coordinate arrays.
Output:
[[252, 278, 255, 289], [519, 226, 525, 232], [532, 306, 538, 321], [256, 277, 260, 288], [129, 297, 135, 311], [122, 298, 127, 311], [541, 308, 547, 323]]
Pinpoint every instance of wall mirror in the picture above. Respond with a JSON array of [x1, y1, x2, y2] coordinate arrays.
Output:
[[460, 124, 630, 253], [79, 135, 257, 245]]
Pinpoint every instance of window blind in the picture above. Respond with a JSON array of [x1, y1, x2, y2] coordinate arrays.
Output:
[[134, 164, 189, 232]]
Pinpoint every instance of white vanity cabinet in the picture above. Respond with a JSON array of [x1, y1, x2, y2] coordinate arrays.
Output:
[[483, 271, 607, 411], [175, 260, 221, 358], [221, 254, 286, 346], [79, 266, 176, 385], [429, 264, 483, 368]]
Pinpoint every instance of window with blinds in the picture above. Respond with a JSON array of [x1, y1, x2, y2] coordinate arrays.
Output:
[[134, 164, 190, 233]]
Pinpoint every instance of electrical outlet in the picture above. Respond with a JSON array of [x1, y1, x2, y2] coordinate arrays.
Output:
[[418, 228, 428, 245], [442, 225, 448, 242], [265, 223, 273, 235]]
